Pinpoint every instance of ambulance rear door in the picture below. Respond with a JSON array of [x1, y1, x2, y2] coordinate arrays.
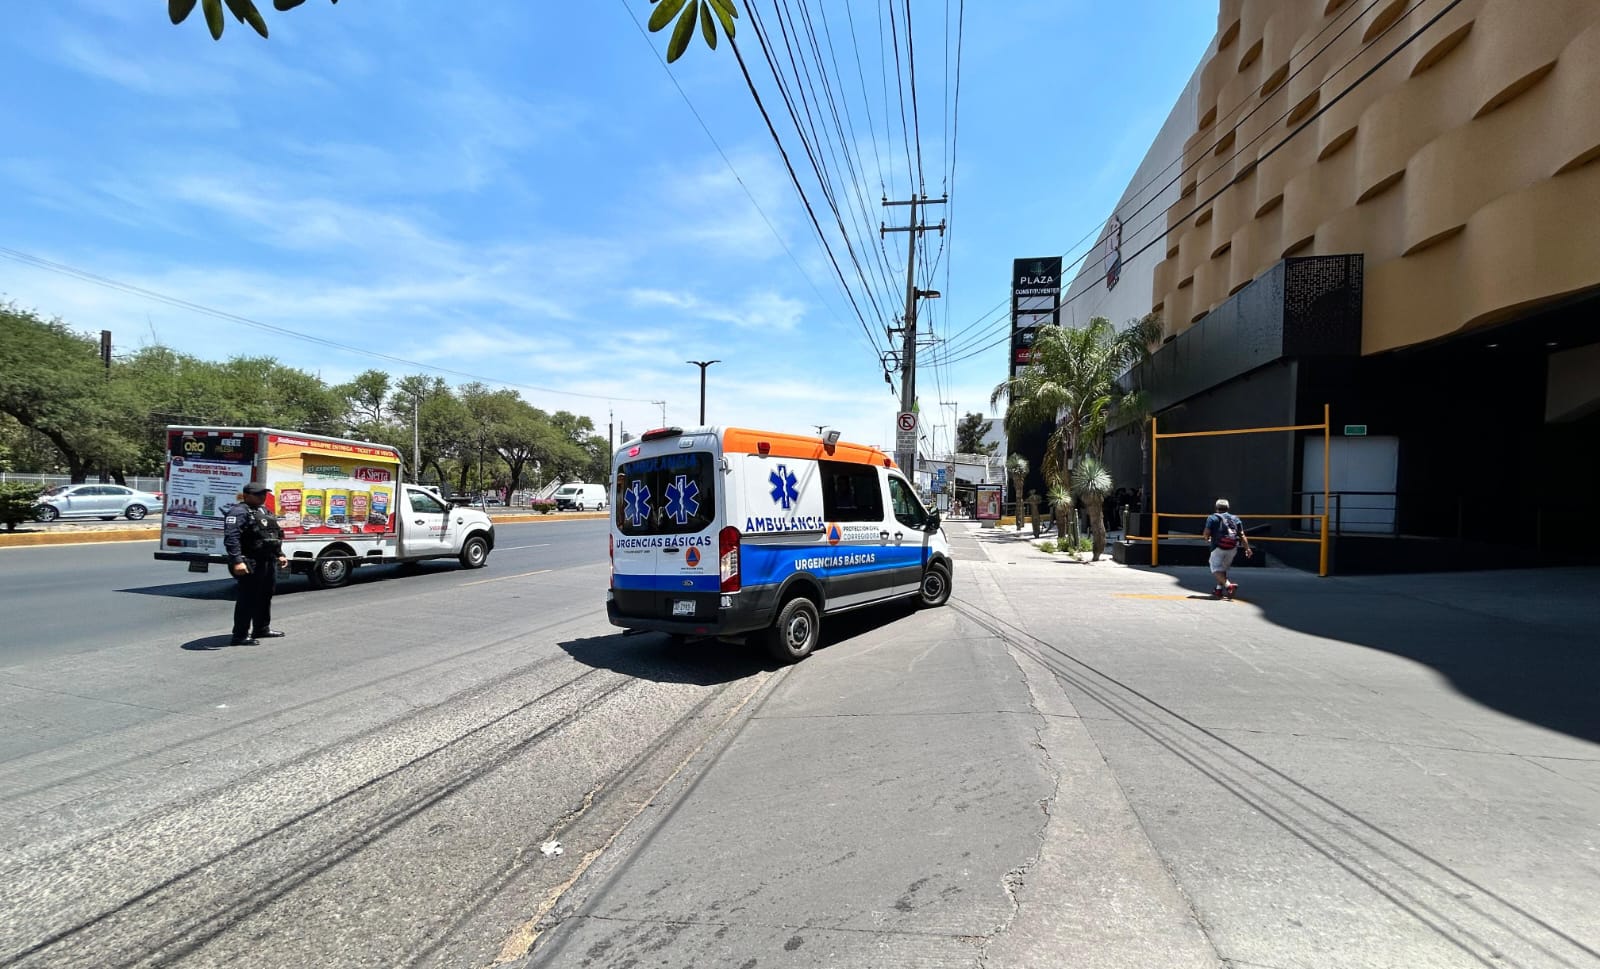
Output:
[[612, 436, 720, 625]]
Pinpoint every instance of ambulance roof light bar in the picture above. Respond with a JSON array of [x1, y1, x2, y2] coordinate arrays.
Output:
[[640, 427, 683, 441]]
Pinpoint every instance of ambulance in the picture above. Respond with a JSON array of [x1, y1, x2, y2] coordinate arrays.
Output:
[[606, 426, 953, 662]]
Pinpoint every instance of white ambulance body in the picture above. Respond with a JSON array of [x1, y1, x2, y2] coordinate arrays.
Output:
[[605, 426, 952, 662]]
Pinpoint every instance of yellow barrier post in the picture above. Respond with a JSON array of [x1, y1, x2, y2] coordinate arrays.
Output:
[[1320, 402, 1330, 577], [1145, 404, 1334, 575], [1150, 416, 1159, 567]]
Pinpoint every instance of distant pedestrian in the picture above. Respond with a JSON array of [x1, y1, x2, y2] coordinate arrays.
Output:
[[223, 482, 288, 645], [1202, 498, 1252, 598]]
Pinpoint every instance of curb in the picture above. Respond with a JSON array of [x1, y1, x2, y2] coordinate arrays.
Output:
[[0, 528, 159, 548], [0, 512, 610, 549]]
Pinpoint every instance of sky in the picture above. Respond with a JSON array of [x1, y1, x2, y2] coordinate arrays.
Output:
[[0, 0, 1216, 458]]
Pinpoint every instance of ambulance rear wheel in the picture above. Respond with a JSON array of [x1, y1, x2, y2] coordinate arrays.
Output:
[[919, 562, 951, 608], [764, 596, 819, 664]]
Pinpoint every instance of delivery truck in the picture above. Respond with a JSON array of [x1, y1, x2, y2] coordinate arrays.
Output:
[[154, 427, 496, 588]]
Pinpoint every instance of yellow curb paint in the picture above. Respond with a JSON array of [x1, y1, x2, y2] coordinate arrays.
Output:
[[0, 528, 159, 548], [0, 512, 607, 549]]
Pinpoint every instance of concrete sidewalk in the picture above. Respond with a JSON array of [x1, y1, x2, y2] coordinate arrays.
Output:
[[519, 524, 1600, 967]]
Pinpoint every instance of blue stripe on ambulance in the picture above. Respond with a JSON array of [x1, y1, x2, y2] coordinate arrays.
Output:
[[739, 542, 924, 587], [612, 573, 721, 593]]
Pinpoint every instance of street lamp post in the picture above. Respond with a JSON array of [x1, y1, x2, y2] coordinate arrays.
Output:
[[687, 360, 720, 426]]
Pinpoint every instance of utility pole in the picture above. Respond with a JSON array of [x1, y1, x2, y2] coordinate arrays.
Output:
[[687, 360, 719, 426], [651, 400, 667, 426], [881, 194, 946, 478], [412, 393, 421, 484]]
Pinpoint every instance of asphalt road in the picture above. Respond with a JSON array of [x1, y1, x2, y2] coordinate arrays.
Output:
[[0, 518, 785, 968], [0, 519, 605, 666], [5, 522, 1597, 968]]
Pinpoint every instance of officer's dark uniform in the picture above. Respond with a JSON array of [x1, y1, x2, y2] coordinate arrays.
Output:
[[223, 484, 286, 645]]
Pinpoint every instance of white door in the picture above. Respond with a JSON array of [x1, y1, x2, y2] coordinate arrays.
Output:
[[398, 488, 454, 557], [885, 474, 933, 596], [1302, 436, 1398, 534]]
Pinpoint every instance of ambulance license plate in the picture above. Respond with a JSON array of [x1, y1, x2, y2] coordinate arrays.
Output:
[[672, 599, 695, 617]]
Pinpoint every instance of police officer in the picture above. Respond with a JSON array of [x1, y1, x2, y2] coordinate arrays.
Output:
[[224, 482, 288, 646]]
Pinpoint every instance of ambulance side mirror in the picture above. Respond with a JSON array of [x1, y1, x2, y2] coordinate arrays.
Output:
[[927, 511, 942, 532]]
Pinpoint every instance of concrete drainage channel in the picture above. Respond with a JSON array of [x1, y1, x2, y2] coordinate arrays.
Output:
[[0, 512, 610, 549]]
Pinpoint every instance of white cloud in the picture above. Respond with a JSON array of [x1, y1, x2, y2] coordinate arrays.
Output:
[[624, 287, 806, 332]]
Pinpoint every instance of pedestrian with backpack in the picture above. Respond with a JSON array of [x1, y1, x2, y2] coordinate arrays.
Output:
[[1202, 498, 1252, 598]]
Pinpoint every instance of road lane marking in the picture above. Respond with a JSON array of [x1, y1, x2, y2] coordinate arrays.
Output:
[[1113, 593, 1196, 600], [462, 569, 552, 586], [495, 544, 551, 551]]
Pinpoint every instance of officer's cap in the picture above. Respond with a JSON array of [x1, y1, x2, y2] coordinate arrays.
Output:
[[242, 482, 269, 496]]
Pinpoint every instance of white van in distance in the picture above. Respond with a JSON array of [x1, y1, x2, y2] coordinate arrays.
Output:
[[553, 483, 608, 511], [606, 426, 952, 662]]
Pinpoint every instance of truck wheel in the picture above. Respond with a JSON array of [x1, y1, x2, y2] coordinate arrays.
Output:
[[919, 562, 951, 608], [309, 551, 352, 589], [459, 535, 489, 569], [763, 596, 819, 664], [125, 504, 148, 521]]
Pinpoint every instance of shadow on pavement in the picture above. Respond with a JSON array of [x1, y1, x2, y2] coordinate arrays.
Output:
[[562, 600, 921, 686], [118, 562, 464, 600], [180, 634, 244, 651], [1151, 566, 1600, 745]]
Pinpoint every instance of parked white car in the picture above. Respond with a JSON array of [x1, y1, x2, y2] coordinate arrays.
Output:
[[34, 484, 164, 522]]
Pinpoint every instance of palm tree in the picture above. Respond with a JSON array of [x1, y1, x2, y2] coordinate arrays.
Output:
[[1072, 456, 1114, 561], [992, 314, 1161, 524], [1047, 484, 1073, 545], [1006, 453, 1029, 531]]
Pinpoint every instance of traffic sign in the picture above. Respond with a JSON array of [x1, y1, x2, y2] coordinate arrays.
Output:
[[1343, 424, 1368, 436], [896, 412, 917, 433]]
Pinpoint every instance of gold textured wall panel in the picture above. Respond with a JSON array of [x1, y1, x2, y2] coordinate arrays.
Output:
[[1153, 0, 1600, 353]]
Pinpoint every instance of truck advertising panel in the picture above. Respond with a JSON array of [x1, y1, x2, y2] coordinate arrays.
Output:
[[265, 434, 401, 537], [161, 430, 261, 558]]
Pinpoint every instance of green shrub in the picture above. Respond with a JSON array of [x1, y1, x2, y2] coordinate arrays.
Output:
[[1036, 540, 1057, 553], [530, 498, 556, 515], [0, 483, 43, 532]]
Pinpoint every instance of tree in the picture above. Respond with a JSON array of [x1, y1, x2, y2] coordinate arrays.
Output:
[[0, 304, 140, 482], [167, 0, 739, 64], [1005, 454, 1028, 531], [1072, 456, 1114, 561], [0, 483, 43, 533], [990, 315, 1159, 520], [334, 369, 391, 433], [955, 412, 997, 456]]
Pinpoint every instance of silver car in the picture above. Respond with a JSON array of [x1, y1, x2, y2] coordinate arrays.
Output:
[[33, 484, 164, 522]]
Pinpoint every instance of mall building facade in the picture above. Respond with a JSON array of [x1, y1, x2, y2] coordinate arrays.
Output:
[[1061, 0, 1600, 570]]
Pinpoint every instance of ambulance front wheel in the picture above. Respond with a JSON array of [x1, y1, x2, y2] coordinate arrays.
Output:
[[764, 596, 819, 664], [919, 562, 951, 608]]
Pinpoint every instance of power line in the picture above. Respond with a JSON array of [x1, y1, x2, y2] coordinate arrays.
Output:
[[903, 0, 926, 193], [617, 0, 861, 360], [746, 2, 898, 345], [924, 0, 1436, 368], [926, 0, 1395, 364], [726, 36, 889, 363], [925, 0, 1466, 369]]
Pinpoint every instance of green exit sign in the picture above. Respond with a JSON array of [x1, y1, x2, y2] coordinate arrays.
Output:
[[1344, 424, 1368, 436]]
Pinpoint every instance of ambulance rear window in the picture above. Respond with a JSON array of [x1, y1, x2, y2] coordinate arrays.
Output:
[[615, 452, 715, 535]]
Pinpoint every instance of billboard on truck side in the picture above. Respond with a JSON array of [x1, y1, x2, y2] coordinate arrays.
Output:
[[161, 429, 403, 558]]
